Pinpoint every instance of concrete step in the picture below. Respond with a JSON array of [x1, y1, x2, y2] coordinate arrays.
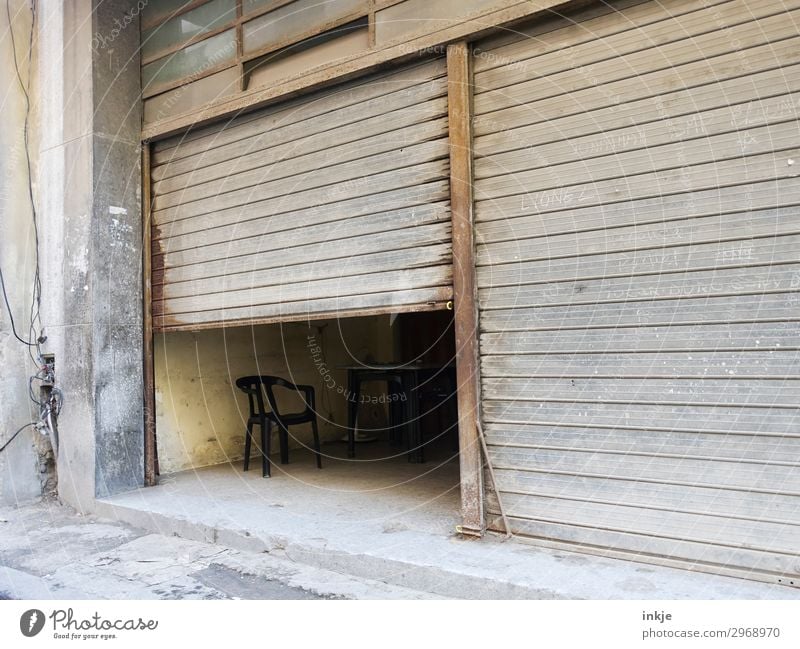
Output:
[[95, 492, 799, 600]]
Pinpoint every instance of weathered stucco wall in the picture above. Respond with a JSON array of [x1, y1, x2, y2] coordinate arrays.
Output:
[[0, 0, 43, 505], [155, 316, 398, 475]]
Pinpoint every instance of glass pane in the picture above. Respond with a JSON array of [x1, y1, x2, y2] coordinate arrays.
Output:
[[247, 27, 368, 89], [242, 0, 275, 15], [142, 29, 236, 90], [142, 0, 196, 28], [144, 67, 240, 123], [243, 0, 365, 54], [142, 0, 237, 60]]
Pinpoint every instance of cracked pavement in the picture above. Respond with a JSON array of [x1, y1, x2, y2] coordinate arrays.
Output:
[[0, 500, 439, 599]]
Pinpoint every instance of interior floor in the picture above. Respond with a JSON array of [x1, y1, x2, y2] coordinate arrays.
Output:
[[154, 436, 461, 538]]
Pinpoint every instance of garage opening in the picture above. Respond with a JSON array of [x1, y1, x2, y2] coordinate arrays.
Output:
[[152, 310, 460, 535], [141, 55, 469, 533]]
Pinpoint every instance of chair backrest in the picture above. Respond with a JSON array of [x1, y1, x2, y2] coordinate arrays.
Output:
[[259, 375, 305, 418], [234, 375, 308, 419], [235, 375, 268, 418]]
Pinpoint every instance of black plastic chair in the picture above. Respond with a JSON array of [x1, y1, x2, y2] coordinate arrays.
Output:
[[236, 375, 322, 477]]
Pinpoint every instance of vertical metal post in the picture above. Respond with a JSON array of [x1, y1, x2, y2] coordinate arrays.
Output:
[[367, 0, 377, 48], [447, 42, 484, 536], [235, 0, 245, 91], [142, 141, 157, 487]]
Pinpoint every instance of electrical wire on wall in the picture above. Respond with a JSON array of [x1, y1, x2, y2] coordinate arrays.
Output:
[[0, 0, 62, 456], [4, 0, 41, 354], [0, 423, 36, 454]]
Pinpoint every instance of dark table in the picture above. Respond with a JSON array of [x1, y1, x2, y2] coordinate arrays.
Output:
[[340, 362, 455, 463]]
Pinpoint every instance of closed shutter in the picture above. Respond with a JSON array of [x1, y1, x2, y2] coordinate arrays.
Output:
[[473, 0, 800, 581], [150, 58, 451, 330]]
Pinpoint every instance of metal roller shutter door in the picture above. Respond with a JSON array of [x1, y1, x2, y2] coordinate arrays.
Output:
[[150, 58, 452, 330], [473, 0, 800, 582]]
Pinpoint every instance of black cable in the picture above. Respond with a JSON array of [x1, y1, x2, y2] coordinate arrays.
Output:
[[0, 422, 35, 454], [29, 371, 46, 407], [2, 0, 43, 360], [0, 265, 36, 346], [1, 3, 57, 460]]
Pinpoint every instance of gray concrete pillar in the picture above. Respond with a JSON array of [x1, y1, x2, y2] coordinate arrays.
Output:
[[37, 0, 143, 510]]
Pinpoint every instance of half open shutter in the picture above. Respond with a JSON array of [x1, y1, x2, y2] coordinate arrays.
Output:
[[151, 58, 451, 331]]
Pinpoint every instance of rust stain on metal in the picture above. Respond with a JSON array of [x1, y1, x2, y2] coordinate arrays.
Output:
[[150, 283, 164, 306], [142, 142, 158, 486], [153, 314, 181, 331], [149, 224, 165, 311], [150, 223, 164, 255]]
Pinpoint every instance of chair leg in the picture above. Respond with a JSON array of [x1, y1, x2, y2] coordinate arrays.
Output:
[[404, 372, 423, 463], [388, 384, 399, 447], [347, 373, 360, 459], [278, 421, 290, 465], [403, 394, 415, 462], [243, 421, 253, 472], [449, 394, 459, 452], [311, 419, 322, 469], [417, 408, 426, 465], [447, 368, 459, 452], [261, 417, 271, 478]]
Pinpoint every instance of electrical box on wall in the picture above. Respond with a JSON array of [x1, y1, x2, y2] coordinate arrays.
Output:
[[37, 354, 60, 456]]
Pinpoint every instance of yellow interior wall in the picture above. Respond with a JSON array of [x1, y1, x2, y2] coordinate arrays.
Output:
[[154, 315, 398, 475]]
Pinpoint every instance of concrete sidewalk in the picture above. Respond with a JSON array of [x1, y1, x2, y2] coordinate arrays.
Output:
[[2, 491, 798, 600], [92, 463, 800, 600], [0, 500, 439, 600]]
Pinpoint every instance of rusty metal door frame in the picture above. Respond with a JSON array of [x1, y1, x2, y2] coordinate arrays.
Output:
[[142, 141, 157, 487], [140, 51, 487, 532], [447, 41, 485, 536]]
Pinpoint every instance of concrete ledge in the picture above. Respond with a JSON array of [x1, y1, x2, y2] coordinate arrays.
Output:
[[95, 485, 800, 600]]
